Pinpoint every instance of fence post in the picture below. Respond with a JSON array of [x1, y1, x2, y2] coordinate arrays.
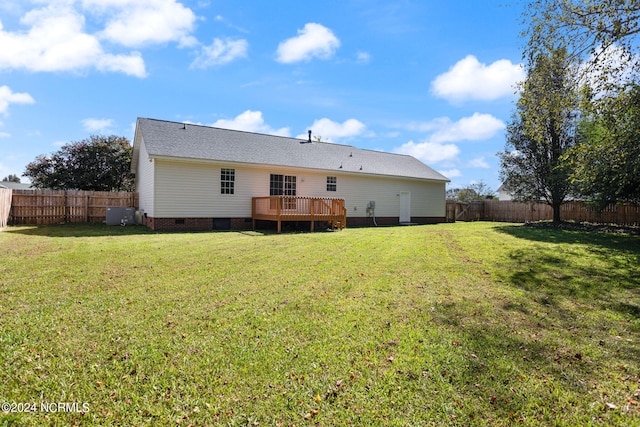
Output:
[[85, 194, 89, 222], [64, 190, 68, 223], [0, 188, 11, 228]]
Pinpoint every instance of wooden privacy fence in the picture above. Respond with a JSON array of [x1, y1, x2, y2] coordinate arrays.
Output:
[[482, 200, 554, 223], [446, 200, 485, 222], [0, 188, 11, 228], [448, 199, 640, 227], [9, 190, 138, 225]]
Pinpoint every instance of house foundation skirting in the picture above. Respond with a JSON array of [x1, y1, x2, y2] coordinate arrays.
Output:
[[346, 216, 446, 227], [144, 217, 253, 231], [144, 216, 447, 231]]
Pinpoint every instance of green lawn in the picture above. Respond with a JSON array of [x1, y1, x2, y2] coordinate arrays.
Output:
[[1, 222, 638, 426]]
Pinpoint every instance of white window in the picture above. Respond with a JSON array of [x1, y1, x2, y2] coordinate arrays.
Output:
[[326, 176, 337, 192], [221, 168, 235, 194]]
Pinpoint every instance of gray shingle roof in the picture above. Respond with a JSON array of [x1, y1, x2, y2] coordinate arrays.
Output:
[[134, 118, 449, 182], [0, 181, 33, 190]]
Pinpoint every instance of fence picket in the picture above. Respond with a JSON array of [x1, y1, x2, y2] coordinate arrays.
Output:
[[9, 190, 138, 225], [447, 200, 640, 227]]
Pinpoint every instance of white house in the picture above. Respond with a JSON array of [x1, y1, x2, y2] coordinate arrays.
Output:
[[497, 183, 513, 201], [131, 118, 449, 231]]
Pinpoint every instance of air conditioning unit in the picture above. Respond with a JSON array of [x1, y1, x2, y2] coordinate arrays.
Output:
[[106, 207, 136, 226]]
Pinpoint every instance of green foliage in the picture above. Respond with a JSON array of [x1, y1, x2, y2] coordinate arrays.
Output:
[[455, 187, 480, 202], [569, 84, 640, 206], [0, 223, 638, 425], [523, 0, 640, 210], [1, 174, 20, 183], [23, 135, 134, 191], [447, 181, 495, 202], [499, 47, 579, 222], [524, 0, 640, 94]]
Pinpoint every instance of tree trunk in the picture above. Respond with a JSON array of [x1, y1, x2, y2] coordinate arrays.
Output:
[[552, 202, 561, 223]]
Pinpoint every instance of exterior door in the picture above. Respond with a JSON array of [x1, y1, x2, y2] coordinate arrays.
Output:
[[270, 174, 296, 210], [399, 191, 411, 223]]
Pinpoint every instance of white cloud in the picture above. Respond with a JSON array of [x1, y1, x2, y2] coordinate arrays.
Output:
[[299, 118, 366, 142], [431, 55, 524, 102], [356, 51, 371, 64], [439, 168, 461, 178], [468, 156, 490, 169], [408, 113, 505, 144], [97, 51, 146, 76], [0, 4, 147, 77], [0, 85, 35, 116], [395, 141, 461, 164], [211, 110, 290, 137], [213, 14, 249, 34], [82, 118, 114, 132], [276, 23, 340, 63], [581, 43, 639, 92], [85, 0, 197, 48], [0, 132, 10, 138], [393, 113, 504, 165], [191, 38, 248, 68]]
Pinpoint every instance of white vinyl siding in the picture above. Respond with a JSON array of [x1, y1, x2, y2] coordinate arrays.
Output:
[[135, 138, 155, 217], [151, 159, 446, 218], [298, 172, 445, 218]]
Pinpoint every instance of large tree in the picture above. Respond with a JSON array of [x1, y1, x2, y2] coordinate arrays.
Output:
[[446, 181, 495, 202], [569, 84, 640, 206], [524, 0, 640, 93], [524, 0, 640, 207], [499, 47, 579, 223], [2, 174, 20, 183], [24, 135, 134, 191]]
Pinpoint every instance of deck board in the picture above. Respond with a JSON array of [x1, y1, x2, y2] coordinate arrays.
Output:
[[252, 196, 346, 233]]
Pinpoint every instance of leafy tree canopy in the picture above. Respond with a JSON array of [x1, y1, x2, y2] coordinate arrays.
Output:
[[524, 0, 640, 94], [2, 174, 20, 183], [447, 181, 495, 202], [523, 0, 640, 207], [24, 135, 134, 191], [568, 83, 640, 206], [499, 47, 579, 222]]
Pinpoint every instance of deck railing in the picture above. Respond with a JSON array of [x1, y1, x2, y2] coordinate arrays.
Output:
[[252, 196, 346, 232]]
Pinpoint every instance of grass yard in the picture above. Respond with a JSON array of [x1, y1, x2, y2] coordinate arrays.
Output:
[[0, 222, 639, 426]]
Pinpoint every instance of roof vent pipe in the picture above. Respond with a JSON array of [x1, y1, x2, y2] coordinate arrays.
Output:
[[308, 130, 312, 142]]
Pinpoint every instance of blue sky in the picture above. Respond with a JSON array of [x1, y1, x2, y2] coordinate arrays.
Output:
[[0, 0, 526, 193]]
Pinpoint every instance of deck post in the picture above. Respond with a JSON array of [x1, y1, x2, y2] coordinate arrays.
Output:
[[276, 197, 281, 233], [251, 196, 346, 233], [251, 198, 256, 230]]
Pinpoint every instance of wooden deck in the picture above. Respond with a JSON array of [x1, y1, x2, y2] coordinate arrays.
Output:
[[252, 196, 347, 233]]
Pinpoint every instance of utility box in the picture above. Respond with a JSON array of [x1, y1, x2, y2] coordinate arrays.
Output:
[[106, 207, 136, 226]]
